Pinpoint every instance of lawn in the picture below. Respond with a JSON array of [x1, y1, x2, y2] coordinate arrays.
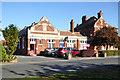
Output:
[[7, 65, 119, 80], [0, 43, 2, 62]]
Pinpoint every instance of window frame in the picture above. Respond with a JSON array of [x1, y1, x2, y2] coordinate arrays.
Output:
[[22, 37, 24, 49], [39, 39, 42, 45], [19, 39, 20, 49]]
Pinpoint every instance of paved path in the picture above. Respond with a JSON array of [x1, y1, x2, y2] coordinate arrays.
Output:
[[2, 56, 120, 78]]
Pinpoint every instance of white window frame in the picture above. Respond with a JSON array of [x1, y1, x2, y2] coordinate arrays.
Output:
[[48, 39, 55, 48], [22, 37, 24, 49], [102, 45, 105, 50], [111, 46, 114, 50], [67, 40, 75, 48], [80, 40, 87, 50]]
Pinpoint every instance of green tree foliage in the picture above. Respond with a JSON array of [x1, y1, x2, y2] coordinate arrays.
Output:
[[90, 27, 119, 50], [2, 24, 19, 58], [1, 46, 9, 62]]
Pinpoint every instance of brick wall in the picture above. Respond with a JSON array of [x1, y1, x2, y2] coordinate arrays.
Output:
[[35, 25, 43, 31], [79, 27, 94, 37], [47, 26, 54, 32], [20, 36, 27, 55], [54, 40, 60, 47]]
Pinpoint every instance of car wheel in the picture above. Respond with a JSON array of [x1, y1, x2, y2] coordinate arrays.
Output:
[[52, 53, 55, 57], [63, 53, 67, 59]]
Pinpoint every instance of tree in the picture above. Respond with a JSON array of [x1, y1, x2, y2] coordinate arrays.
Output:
[[90, 26, 119, 50], [2, 24, 19, 59]]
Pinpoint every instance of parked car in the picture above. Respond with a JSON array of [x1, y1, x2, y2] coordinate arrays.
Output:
[[56, 47, 81, 58], [44, 47, 59, 56]]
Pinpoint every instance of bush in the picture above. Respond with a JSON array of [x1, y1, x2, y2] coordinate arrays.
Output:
[[102, 50, 120, 56], [81, 49, 95, 57], [2, 46, 17, 62]]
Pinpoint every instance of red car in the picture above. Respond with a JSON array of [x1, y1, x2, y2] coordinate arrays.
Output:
[[56, 47, 81, 58]]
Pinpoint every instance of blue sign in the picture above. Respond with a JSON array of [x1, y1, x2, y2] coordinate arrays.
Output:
[[60, 43, 64, 47]]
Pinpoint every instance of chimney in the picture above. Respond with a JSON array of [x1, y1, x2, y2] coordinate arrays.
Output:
[[70, 19, 74, 33], [98, 10, 103, 18], [82, 16, 87, 23]]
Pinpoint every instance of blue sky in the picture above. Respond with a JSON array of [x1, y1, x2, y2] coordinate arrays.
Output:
[[0, 2, 119, 40]]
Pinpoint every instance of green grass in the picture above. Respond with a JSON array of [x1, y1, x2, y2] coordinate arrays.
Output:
[[0, 43, 2, 62], [8, 65, 120, 80]]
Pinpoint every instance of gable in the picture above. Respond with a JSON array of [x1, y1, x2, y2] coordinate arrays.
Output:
[[96, 18, 107, 28], [30, 16, 58, 33]]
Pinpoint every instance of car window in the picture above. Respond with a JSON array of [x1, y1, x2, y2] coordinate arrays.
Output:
[[70, 48, 74, 50], [55, 48, 58, 50], [64, 48, 67, 50], [58, 48, 63, 51], [67, 48, 70, 50]]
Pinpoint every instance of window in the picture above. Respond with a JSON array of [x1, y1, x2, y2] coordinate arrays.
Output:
[[52, 43, 54, 48], [60, 40, 64, 47], [102, 45, 105, 50], [22, 37, 24, 49], [111, 46, 114, 50], [80, 41, 82, 43], [67, 40, 75, 48], [60, 40, 64, 43], [39, 39, 42, 44], [49, 43, 51, 48], [19, 39, 20, 49], [48, 39, 55, 48], [83, 41, 84, 43]]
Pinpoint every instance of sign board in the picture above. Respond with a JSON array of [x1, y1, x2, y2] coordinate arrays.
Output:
[[60, 43, 64, 47], [82, 44, 90, 47]]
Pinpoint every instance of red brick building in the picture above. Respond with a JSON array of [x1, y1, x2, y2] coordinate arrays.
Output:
[[17, 16, 87, 55], [75, 11, 118, 50]]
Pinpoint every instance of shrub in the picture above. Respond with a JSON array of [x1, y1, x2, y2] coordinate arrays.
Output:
[[2, 46, 17, 62], [102, 50, 120, 56], [81, 49, 95, 57]]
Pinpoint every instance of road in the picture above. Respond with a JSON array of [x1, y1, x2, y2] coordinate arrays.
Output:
[[2, 56, 120, 78]]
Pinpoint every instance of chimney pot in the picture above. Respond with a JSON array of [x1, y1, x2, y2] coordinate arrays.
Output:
[[98, 10, 103, 18], [82, 16, 87, 23], [70, 19, 74, 33]]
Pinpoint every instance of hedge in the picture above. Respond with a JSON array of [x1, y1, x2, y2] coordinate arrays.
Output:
[[102, 50, 120, 56], [80, 49, 95, 57]]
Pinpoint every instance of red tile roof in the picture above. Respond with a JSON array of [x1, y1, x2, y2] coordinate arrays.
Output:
[[60, 31, 82, 36]]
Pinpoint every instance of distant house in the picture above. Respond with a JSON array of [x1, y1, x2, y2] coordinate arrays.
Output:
[[17, 16, 87, 55], [75, 11, 118, 50]]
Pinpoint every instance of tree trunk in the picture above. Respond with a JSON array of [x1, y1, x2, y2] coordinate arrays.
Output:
[[106, 45, 108, 50]]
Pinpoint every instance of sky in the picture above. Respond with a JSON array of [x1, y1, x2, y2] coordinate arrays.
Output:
[[0, 2, 119, 40]]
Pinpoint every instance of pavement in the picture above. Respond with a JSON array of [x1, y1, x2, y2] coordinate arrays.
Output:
[[1, 55, 120, 78]]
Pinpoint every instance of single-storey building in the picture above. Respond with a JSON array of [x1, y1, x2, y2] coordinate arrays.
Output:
[[17, 16, 87, 55]]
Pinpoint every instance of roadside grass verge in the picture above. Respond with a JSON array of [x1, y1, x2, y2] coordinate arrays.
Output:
[[0, 43, 2, 62], [8, 65, 120, 80]]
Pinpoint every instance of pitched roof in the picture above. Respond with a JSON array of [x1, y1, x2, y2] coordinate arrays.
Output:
[[75, 16, 98, 31], [60, 31, 82, 36]]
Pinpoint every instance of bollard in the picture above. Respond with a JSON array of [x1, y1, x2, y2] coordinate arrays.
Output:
[[104, 53, 107, 57], [96, 53, 98, 58], [68, 53, 72, 60]]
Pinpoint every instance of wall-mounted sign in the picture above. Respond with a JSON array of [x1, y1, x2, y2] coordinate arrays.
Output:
[[82, 44, 90, 47]]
